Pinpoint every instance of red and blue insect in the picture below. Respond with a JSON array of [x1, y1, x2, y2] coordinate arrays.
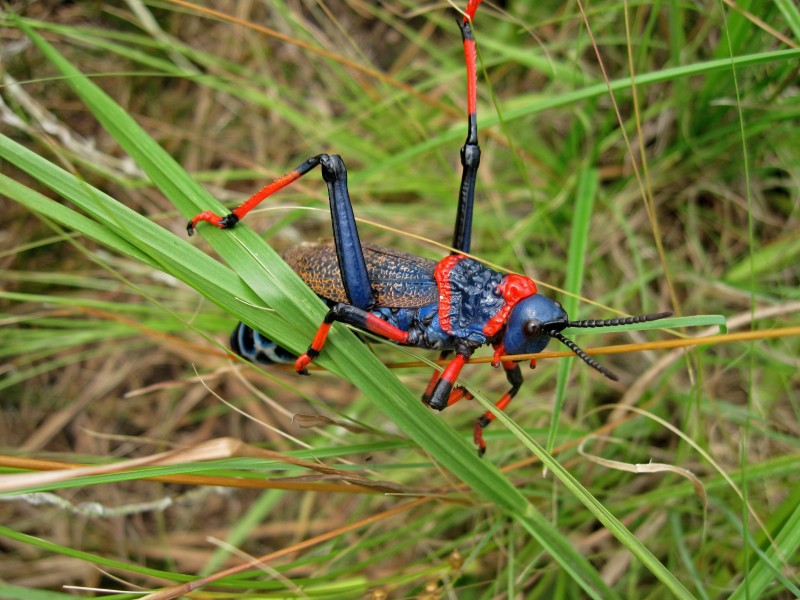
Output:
[[188, 0, 670, 455]]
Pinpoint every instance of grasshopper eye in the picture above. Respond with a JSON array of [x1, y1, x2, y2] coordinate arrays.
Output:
[[523, 320, 542, 338]]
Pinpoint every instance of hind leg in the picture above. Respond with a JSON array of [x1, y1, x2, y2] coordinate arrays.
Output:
[[294, 304, 412, 374]]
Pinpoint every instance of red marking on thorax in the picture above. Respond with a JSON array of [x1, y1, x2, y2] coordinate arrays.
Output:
[[434, 255, 466, 334], [482, 274, 537, 337]]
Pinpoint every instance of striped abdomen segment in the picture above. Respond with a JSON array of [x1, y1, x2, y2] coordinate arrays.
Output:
[[230, 322, 295, 365]]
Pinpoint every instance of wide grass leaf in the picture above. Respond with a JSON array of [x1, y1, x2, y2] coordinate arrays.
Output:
[[9, 17, 637, 597]]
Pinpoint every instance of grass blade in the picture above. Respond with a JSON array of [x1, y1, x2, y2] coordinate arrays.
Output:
[[12, 17, 625, 597], [546, 168, 598, 455]]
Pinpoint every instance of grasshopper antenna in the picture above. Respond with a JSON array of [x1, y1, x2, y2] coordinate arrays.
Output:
[[548, 311, 672, 380]]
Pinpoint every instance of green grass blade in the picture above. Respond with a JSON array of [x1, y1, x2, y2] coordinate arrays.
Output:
[[728, 497, 800, 599], [547, 168, 598, 455], [488, 410, 697, 600], [0, 583, 81, 600], [0, 524, 189, 584], [773, 0, 800, 45], [13, 17, 624, 596], [3, 2, 797, 596], [356, 48, 800, 180]]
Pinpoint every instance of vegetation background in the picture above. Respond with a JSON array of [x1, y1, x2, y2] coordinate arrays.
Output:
[[1, 0, 798, 597]]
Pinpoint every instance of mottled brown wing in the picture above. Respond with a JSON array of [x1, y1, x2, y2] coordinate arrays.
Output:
[[282, 242, 438, 308]]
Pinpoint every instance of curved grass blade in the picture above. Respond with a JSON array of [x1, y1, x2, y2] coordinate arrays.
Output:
[[13, 17, 623, 597], [356, 48, 800, 180], [479, 393, 696, 600], [546, 168, 598, 456]]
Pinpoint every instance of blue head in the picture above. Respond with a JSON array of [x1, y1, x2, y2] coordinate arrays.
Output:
[[503, 293, 568, 356], [502, 294, 672, 380]]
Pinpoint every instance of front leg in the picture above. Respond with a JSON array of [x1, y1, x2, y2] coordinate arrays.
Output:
[[473, 360, 523, 456]]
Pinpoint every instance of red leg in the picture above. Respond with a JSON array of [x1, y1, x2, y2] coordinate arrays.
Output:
[[295, 304, 410, 375], [187, 156, 324, 235], [451, 1, 484, 254], [427, 351, 474, 411], [473, 361, 522, 456], [189, 154, 375, 312], [422, 351, 474, 408]]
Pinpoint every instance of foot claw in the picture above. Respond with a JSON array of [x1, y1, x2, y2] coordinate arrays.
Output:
[[294, 353, 315, 375], [473, 419, 487, 457]]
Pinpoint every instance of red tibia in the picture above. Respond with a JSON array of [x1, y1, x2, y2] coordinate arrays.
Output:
[[188, 169, 304, 233], [473, 420, 487, 454], [363, 314, 410, 344], [232, 169, 302, 221], [441, 353, 469, 386], [464, 38, 477, 117], [482, 274, 537, 337], [308, 321, 332, 352], [462, 1, 482, 116], [481, 392, 512, 423], [473, 390, 511, 455], [189, 210, 224, 230], [464, 0, 482, 22], [294, 321, 332, 374], [447, 386, 472, 407]]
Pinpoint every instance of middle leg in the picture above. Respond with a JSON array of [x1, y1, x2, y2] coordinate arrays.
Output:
[[422, 351, 474, 409], [426, 348, 475, 411]]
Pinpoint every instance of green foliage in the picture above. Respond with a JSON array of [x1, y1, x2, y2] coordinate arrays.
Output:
[[0, 1, 797, 597]]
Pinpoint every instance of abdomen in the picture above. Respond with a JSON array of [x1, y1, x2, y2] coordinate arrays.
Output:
[[231, 242, 441, 365]]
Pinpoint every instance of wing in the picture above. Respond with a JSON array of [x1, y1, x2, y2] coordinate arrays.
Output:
[[282, 242, 438, 308]]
